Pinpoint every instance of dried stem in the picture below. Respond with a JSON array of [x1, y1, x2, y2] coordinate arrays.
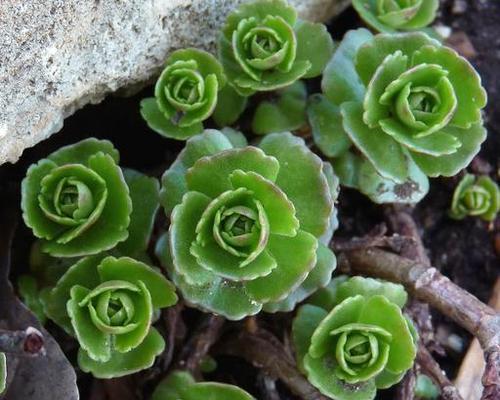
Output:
[[218, 329, 329, 400], [339, 247, 500, 398], [417, 345, 463, 400], [0, 327, 45, 356], [175, 314, 225, 377]]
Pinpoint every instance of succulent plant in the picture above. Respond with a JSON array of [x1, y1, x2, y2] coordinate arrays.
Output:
[[415, 374, 440, 399], [312, 29, 487, 204], [41, 256, 178, 378], [141, 48, 226, 140], [293, 276, 417, 400], [152, 370, 256, 400], [155, 129, 338, 320], [449, 174, 500, 222], [21, 139, 132, 257], [0, 353, 5, 395], [353, 0, 439, 33], [218, 0, 334, 96]]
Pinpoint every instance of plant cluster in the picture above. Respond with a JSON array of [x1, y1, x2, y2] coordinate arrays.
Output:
[[11, 0, 494, 398]]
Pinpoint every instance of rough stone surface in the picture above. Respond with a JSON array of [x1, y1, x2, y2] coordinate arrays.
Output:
[[0, 0, 349, 165]]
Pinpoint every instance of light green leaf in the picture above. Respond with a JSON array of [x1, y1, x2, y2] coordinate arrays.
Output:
[[308, 94, 351, 158], [78, 328, 165, 378], [341, 101, 408, 183], [68, 285, 112, 362], [259, 132, 333, 238], [263, 242, 336, 313], [245, 230, 317, 303], [411, 123, 486, 177], [322, 28, 373, 106], [0, 352, 6, 395], [252, 81, 307, 135], [152, 370, 195, 400], [221, 127, 248, 148], [186, 147, 280, 198], [358, 154, 429, 204], [47, 138, 119, 166], [117, 169, 159, 256], [97, 256, 178, 309], [295, 20, 335, 78], [212, 84, 248, 127], [160, 130, 234, 215], [140, 98, 204, 140], [292, 304, 328, 372], [331, 152, 363, 189]]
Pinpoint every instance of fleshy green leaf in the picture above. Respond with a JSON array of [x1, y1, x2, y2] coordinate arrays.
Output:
[[322, 28, 373, 106], [375, 368, 406, 389], [308, 94, 351, 158], [309, 296, 364, 358], [169, 191, 215, 286], [152, 370, 195, 400], [160, 130, 234, 215], [157, 233, 262, 321], [42, 255, 103, 335], [332, 276, 408, 309], [47, 138, 119, 166], [186, 147, 280, 198], [221, 127, 248, 148], [189, 382, 256, 400], [259, 132, 333, 237], [230, 170, 299, 236], [411, 44, 487, 128], [331, 152, 363, 189], [304, 353, 377, 400], [308, 275, 350, 311], [140, 98, 204, 140], [292, 304, 328, 372], [78, 328, 165, 378], [0, 353, 6, 395], [411, 123, 487, 177], [252, 81, 307, 135], [355, 31, 439, 86], [295, 20, 335, 78], [97, 256, 178, 309], [117, 169, 159, 256], [341, 101, 408, 183], [358, 295, 416, 373], [358, 154, 429, 204], [68, 285, 112, 362], [167, 48, 226, 86], [264, 242, 336, 312], [245, 230, 317, 303], [213, 84, 248, 127]]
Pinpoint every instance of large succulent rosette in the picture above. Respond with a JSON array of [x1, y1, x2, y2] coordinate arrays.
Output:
[[218, 0, 333, 96], [312, 29, 487, 204], [156, 129, 338, 320], [353, 0, 439, 33], [41, 256, 177, 378], [293, 276, 418, 400], [141, 48, 226, 140], [152, 370, 256, 400], [21, 139, 132, 257]]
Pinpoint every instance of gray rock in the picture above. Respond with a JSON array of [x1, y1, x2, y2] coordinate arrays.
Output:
[[0, 0, 349, 165]]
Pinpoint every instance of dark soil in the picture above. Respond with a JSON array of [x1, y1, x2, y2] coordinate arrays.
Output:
[[0, 1, 498, 399]]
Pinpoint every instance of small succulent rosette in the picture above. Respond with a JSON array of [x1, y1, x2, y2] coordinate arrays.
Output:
[[41, 256, 177, 378], [293, 276, 418, 400], [311, 29, 487, 204], [0, 353, 6, 395], [152, 370, 256, 400], [141, 48, 226, 140], [218, 0, 334, 96], [449, 174, 500, 222], [21, 139, 132, 257], [353, 0, 439, 33], [156, 129, 338, 320]]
